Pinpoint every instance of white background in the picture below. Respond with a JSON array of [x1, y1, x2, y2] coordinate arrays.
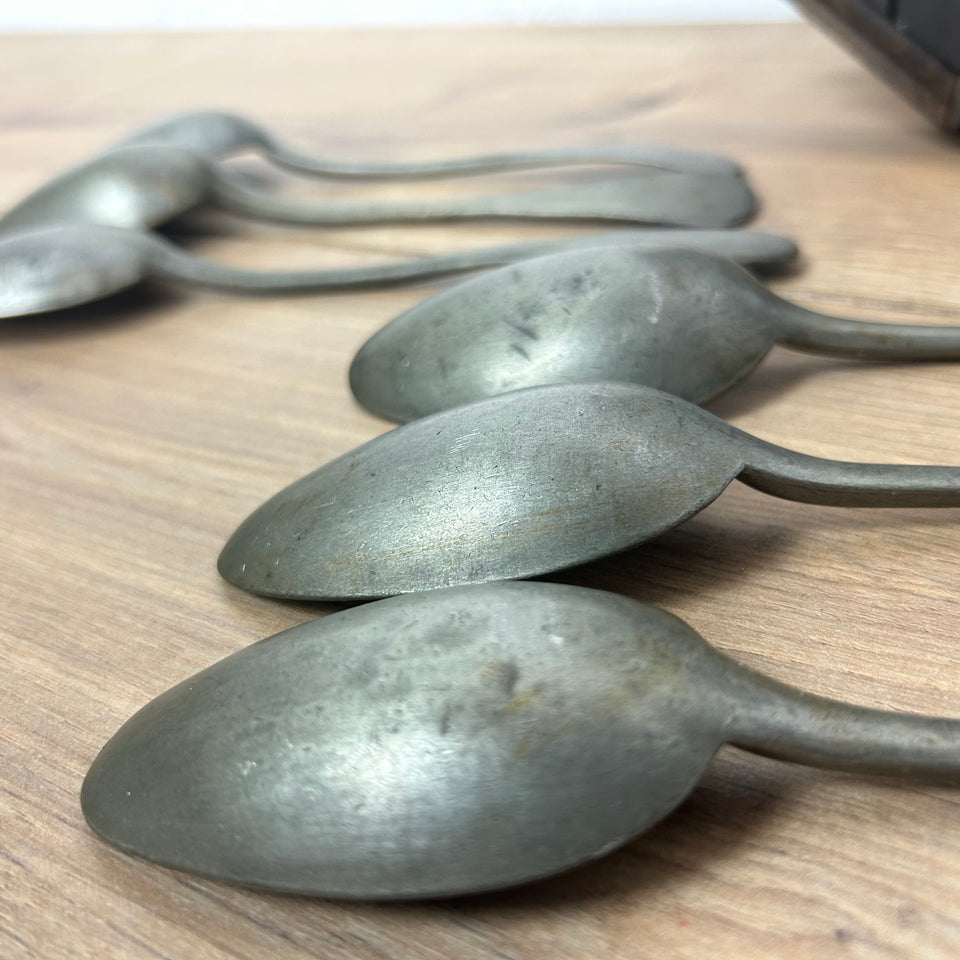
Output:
[[1, 1, 799, 32]]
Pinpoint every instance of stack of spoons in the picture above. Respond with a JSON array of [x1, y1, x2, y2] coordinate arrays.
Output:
[[0, 110, 777, 320], [81, 580, 960, 899], [8, 112, 949, 904]]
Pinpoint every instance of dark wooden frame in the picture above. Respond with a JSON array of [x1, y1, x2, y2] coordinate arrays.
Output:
[[793, 0, 960, 127]]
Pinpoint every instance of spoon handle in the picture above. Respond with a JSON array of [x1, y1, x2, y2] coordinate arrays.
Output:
[[778, 302, 960, 360], [208, 170, 755, 229], [264, 139, 742, 179], [142, 232, 617, 292], [737, 435, 960, 507], [145, 229, 795, 292], [727, 668, 960, 778]]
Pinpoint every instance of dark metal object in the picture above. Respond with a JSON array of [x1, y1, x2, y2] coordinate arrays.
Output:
[[0, 144, 755, 236], [119, 109, 744, 177], [81, 581, 960, 899], [0, 224, 797, 321], [218, 382, 960, 601], [793, 0, 960, 127], [899, 1, 960, 72], [350, 245, 960, 423]]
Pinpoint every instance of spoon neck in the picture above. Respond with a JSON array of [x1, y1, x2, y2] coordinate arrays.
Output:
[[262, 137, 372, 178], [737, 435, 960, 507], [726, 670, 960, 778], [777, 301, 960, 360]]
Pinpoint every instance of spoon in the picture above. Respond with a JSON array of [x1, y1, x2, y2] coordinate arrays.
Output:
[[219, 381, 960, 601], [81, 580, 960, 899], [0, 224, 797, 321], [117, 109, 744, 177], [350, 245, 960, 423], [0, 144, 755, 237]]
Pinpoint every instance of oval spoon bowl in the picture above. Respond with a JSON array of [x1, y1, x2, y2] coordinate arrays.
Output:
[[350, 245, 960, 424], [82, 582, 960, 899], [220, 382, 960, 601]]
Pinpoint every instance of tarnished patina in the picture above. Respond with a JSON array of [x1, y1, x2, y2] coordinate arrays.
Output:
[[351, 245, 960, 422], [82, 582, 960, 899], [219, 382, 960, 600]]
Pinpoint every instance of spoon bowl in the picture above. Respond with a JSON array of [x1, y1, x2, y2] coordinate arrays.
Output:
[[81, 581, 960, 898], [0, 226, 152, 318], [120, 110, 271, 162], [0, 146, 209, 236], [219, 382, 960, 600], [350, 245, 960, 423]]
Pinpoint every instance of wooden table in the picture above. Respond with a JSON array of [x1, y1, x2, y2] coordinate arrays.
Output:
[[3, 22, 960, 960]]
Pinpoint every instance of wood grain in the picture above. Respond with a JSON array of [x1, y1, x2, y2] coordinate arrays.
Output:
[[2, 21, 960, 960]]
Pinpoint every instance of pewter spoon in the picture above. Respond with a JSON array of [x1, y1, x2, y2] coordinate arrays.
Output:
[[0, 144, 755, 236], [118, 109, 743, 177], [0, 224, 796, 321], [219, 382, 960, 600], [350, 245, 960, 423], [81, 581, 960, 899]]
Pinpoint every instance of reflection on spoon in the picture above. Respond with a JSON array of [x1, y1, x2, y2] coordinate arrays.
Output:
[[350, 245, 960, 423], [0, 224, 797, 321], [118, 109, 744, 177], [219, 382, 960, 600], [0, 144, 755, 236], [81, 581, 960, 899]]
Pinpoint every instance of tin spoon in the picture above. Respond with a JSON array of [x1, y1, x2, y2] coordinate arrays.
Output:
[[0, 144, 755, 236], [350, 245, 960, 423], [81, 581, 960, 899], [0, 224, 796, 321], [118, 109, 743, 177], [219, 382, 960, 601]]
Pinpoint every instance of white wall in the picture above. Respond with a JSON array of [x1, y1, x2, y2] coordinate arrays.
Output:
[[0, 1, 799, 32]]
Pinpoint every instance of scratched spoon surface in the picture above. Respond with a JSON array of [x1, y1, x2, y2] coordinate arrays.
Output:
[[0, 224, 796, 321], [219, 382, 960, 600], [350, 245, 960, 423], [81, 581, 960, 899], [0, 144, 755, 236], [118, 108, 743, 177]]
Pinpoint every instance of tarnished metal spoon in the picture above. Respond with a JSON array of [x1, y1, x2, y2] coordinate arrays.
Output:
[[219, 382, 960, 601], [81, 581, 960, 899], [0, 145, 755, 236], [0, 224, 796, 321], [350, 245, 960, 423], [118, 108, 743, 177]]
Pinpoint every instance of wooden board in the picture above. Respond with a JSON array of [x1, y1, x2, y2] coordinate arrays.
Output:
[[2, 22, 960, 960]]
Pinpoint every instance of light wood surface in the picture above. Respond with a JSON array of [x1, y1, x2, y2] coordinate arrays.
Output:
[[3, 21, 960, 960]]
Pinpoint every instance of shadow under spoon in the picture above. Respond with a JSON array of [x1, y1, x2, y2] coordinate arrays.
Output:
[[0, 144, 755, 236], [350, 244, 960, 423], [219, 382, 960, 600], [81, 581, 960, 899], [0, 224, 796, 321], [118, 109, 744, 177]]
